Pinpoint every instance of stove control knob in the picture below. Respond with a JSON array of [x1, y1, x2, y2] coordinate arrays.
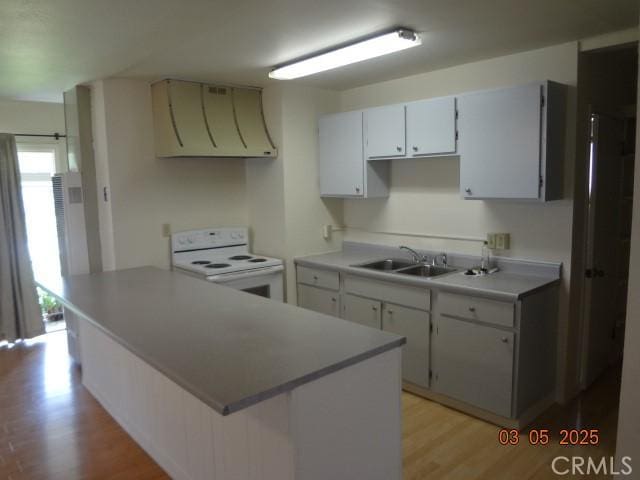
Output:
[[187, 236, 195, 244], [178, 238, 186, 245], [238, 232, 245, 239], [231, 233, 238, 240]]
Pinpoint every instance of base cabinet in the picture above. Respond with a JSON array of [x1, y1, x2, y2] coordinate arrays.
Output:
[[298, 284, 339, 317], [295, 263, 558, 426], [432, 317, 514, 417], [382, 303, 430, 389]]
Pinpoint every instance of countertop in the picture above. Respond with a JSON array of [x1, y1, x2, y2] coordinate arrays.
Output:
[[38, 267, 405, 415], [295, 249, 560, 302]]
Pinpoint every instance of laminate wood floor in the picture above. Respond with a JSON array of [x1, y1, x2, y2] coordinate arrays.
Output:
[[1, 331, 620, 479]]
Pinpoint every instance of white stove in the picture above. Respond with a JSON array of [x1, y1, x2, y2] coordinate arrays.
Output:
[[171, 227, 284, 301]]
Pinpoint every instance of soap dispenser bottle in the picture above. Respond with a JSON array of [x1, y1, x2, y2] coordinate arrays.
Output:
[[480, 241, 491, 274]]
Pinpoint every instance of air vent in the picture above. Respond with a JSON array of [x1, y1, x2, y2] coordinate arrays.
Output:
[[208, 86, 228, 95]]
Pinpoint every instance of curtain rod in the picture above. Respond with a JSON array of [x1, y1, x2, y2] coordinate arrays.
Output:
[[12, 133, 66, 140]]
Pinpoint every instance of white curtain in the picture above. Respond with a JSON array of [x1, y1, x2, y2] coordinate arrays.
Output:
[[0, 133, 44, 342]]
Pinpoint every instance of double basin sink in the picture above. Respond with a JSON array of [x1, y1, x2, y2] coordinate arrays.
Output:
[[353, 258, 457, 278]]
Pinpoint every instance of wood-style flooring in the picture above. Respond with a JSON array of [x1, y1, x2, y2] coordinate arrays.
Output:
[[1, 331, 620, 479]]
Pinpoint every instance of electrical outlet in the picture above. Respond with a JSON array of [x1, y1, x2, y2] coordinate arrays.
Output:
[[486, 233, 497, 249], [322, 225, 332, 240], [162, 223, 172, 238], [495, 233, 511, 250]]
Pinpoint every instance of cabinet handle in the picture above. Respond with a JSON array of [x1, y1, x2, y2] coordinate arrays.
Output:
[[313, 275, 318, 281], [468, 307, 476, 312], [372, 306, 377, 311], [396, 146, 402, 152], [387, 309, 393, 315], [501, 337, 509, 343], [412, 146, 418, 152], [331, 297, 337, 302], [465, 188, 472, 194], [355, 186, 360, 193]]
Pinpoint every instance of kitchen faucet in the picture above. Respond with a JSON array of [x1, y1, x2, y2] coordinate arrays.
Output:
[[433, 253, 448, 268], [399, 246, 429, 264]]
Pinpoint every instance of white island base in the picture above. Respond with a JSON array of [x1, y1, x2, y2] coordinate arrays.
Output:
[[78, 318, 403, 480]]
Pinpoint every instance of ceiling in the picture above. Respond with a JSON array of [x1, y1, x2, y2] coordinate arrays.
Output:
[[0, 0, 638, 102]]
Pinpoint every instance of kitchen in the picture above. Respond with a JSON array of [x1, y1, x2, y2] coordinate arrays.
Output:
[[0, 1, 639, 479]]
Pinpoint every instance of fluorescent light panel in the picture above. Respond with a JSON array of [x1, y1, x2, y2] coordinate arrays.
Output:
[[269, 29, 421, 80]]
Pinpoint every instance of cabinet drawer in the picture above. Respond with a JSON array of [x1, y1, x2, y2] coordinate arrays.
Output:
[[344, 275, 430, 311], [297, 266, 340, 290], [438, 292, 514, 328]]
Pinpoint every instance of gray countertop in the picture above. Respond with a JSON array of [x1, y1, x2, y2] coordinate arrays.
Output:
[[295, 248, 560, 302], [38, 267, 405, 415]]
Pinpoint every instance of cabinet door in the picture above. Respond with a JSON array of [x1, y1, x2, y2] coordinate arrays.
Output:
[[297, 284, 339, 317], [364, 104, 406, 158], [382, 303, 430, 388], [406, 97, 457, 156], [319, 111, 364, 197], [432, 317, 514, 417], [458, 83, 542, 199], [342, 294, 381, 329]]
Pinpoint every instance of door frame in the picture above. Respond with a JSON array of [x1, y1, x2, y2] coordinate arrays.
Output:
[[577, 107, 633, 390]]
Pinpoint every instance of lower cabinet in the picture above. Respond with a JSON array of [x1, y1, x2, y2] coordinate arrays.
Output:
[[432, 316, 514, 417], [342, 293, 430, 388], [382, 303, 430, 389], [343, 294, 381, 329], [298, 284, 339, 317], [295, 263, 558, 425]]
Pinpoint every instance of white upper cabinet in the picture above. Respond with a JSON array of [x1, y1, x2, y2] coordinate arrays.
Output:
[[317, 80, 565, 201], [319, 111, 389, 198], [406, 97, 457, 157], [364, 104, 406, 158], [458, 81, 565, 201]]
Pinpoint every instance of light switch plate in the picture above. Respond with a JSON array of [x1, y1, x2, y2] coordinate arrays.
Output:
[[495, 233, 511, 250], [162, 223, 172, 238], [486, 233, 497, 249]]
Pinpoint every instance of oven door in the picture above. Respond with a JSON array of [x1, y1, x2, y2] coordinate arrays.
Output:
[[207, 265, 284, 301]]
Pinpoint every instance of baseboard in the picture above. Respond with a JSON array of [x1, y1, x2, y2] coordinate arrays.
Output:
[[403, 382, 555, 430]]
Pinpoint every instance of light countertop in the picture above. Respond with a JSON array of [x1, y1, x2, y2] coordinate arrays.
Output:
[[295, 248, 560, 302], [38, 267, 404, 415]]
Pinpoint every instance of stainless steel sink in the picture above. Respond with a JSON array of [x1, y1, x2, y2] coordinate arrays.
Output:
[[396, 264, 457, 277], [355, 258, 416, 271]]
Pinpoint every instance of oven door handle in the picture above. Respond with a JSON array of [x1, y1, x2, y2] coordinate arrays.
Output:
[[207, 265, 284, 283]]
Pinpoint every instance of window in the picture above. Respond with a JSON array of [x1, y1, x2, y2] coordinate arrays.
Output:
[[17, 145, 62, 283]]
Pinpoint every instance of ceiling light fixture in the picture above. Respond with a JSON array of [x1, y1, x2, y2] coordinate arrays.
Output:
[[269, 28, 422, 80]]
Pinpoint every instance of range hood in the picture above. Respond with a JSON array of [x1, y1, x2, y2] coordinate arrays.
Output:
[[151, 79, 277, 158]]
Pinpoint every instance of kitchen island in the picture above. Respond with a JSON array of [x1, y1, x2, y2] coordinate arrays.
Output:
[[39, 266, 405, 480]]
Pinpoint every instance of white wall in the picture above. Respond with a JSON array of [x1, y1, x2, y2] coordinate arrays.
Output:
[[91, 78, 248, 270], [615, 22, 640, 469], [246, 85, 287, 259], [0, 98, 67, 171], [280, 85, 343, 299], [247, 84, 343, 300], [338, 42, 578, 399]]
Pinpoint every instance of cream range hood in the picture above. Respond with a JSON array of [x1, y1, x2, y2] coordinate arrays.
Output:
[[151, 79, 276, 158]]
